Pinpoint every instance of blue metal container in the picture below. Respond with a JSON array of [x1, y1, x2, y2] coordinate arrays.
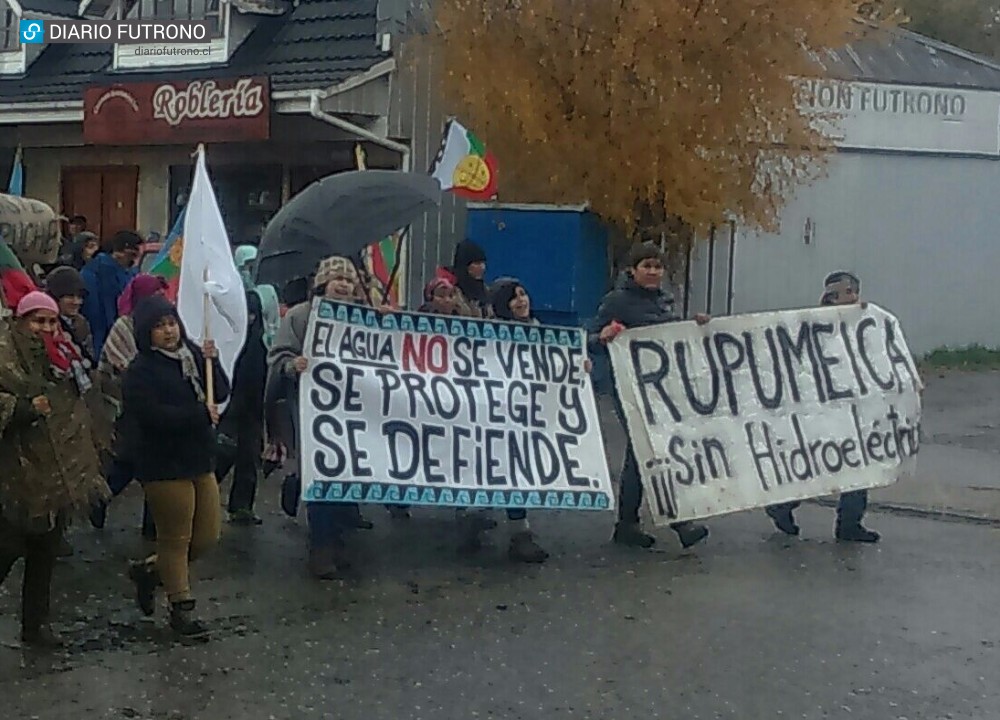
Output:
[[466, 203, 610, 327]]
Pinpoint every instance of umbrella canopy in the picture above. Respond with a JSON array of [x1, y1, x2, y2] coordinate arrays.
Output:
[[255, 170, 443, 286]]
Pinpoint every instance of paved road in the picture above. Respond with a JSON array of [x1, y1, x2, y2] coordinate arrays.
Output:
[[1, 372, 998, 720]]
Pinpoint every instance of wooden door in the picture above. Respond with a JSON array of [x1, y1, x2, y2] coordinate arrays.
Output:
[[61, 166, 139, 242], [101, 167, 139, 237]]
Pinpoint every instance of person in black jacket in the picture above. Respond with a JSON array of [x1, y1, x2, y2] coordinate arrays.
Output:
[[121, 296, 230, 637], [590, 243, 711, 550], [215, 290, 267, 525]]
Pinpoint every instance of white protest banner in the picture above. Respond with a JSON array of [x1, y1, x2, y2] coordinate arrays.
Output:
[[609, 304, 923, 525], [299, 298, 614, 511]]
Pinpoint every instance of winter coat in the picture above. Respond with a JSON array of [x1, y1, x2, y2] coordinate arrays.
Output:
[[587, 274, 679, 395], [120, 300, 230, 482], [81, 253, 138, 356], [0, 319, 106, 533], [220, 292, 267, 438]]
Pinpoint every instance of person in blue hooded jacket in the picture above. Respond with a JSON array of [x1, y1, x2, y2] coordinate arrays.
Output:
[[81, 231, 140, 356]]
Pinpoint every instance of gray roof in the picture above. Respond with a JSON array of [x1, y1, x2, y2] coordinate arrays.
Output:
[[19, 0, 80, 16], [812, 25, 1000, 91], [0, 0, 389, 102]]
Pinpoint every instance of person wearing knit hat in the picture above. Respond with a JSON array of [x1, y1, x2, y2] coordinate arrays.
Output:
[[313, 255, 361, 300], [1, 289, 107, 647], [419, 277, 460, 315], [434, 240, 491, 318], [45, 266, 94, 363], [266, 254, 370, 579]]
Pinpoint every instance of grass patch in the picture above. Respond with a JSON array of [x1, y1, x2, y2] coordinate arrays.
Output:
[[921, 345, 1000, 371]]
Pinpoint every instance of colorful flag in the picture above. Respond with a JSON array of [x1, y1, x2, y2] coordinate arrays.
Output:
[[365, 234, 402, 306], [7, 145, 23, 197], [149, 208, 186, 301], [176, 146, 248, 384], [429, 119, 498, 201]]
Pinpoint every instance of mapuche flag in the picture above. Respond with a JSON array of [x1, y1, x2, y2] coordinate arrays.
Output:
[[430, 119, 498, 201]]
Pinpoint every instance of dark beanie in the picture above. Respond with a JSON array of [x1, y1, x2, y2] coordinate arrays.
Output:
[[133, 295, 184, 353], [490, 277, 523, 321], [626, 242, 665, 269], [45, 266, 86, 300], [453, 240, 486, 270]]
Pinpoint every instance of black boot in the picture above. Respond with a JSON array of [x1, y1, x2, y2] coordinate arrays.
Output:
[[128, 560, 160, 616], [836, 525, 881, 543], [509, 532, 549, 563], [612, 522, 656, 549], [169, 600, 209, 637], [766, 505, 800, 536], [673, 522, 709, 549], [56, 534, 73, 558]]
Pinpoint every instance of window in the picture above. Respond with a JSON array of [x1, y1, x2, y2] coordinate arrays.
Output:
[[1, 7, 18, 53], [126, 0, 224, 38]]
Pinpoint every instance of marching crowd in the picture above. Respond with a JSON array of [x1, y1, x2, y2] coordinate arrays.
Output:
[[0, 224, 881, 646]]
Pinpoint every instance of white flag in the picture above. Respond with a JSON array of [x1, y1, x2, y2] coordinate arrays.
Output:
[[177, 146, 248, 384]]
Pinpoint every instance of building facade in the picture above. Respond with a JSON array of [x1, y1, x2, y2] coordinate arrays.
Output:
[[0, 0, 463, 303], [685, 29, 1000, 354]]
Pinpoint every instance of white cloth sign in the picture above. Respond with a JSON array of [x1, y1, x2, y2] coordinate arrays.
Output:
[[177, 146, 248, 383], [609, 304, 923, 525], [299, 299, 614, 511]]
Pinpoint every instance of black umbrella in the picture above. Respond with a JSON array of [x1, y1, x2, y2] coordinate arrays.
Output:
[[255, 170, 443, 286]]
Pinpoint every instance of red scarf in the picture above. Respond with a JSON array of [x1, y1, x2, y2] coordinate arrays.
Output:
[[42, 329, 82, 373]]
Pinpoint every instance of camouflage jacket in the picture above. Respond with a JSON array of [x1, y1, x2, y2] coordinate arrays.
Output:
[[0, 318, 107, 532]]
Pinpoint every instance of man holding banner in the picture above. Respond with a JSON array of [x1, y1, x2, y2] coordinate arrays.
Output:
[[591, 243, 712, 550], [606, 259, 923, 537], [764, 271, 891, 542]]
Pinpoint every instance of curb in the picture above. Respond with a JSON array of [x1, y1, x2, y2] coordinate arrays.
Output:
[[811, 498, 1000, 528]]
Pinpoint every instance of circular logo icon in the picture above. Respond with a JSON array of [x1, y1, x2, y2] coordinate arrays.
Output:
[[20, 21, 43, 42]]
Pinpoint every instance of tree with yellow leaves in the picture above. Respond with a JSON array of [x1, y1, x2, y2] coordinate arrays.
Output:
[[414, 0, 890, 243]]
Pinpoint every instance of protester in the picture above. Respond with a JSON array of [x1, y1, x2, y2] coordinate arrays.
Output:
[[267, 255, 371, 579], [89, 274, 169, 534], [764, 271, 881, 543], [215, 289, 268, 525], [436, 240, 492, 318], [416, 273, 499, 551], [60, 232, 100, 272], [418, 277, 462, 315], [1, 240, 38, 310], [590, 242, 712, 550], [67, 215, 87, 242], [45, 265, 112, 469], [45, 266, 94, 362], [122, 296, 229, 637], [81, 230, 141, 355], [234, 245, 258, 291], [0, 292, 107, 647], [486, 278, 553, 563]]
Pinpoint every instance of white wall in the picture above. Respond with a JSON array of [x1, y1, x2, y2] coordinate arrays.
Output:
[[687, 151, 1000, 355]]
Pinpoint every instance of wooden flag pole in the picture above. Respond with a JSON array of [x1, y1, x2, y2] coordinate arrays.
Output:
[[203, 268, 215, 408], [191, 144, 215, 407]]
